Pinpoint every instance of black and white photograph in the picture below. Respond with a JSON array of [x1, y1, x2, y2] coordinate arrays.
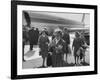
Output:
[[11, 1, 97, 79], [22, 11, 90, 69]]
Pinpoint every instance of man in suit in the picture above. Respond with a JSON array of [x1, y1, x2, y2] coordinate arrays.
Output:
[[35, 28, 39, 45], [28, 27, 36, 50]]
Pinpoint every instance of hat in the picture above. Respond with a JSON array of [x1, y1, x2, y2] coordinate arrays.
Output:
[[75, 32, 80, 37], [54, 28, 62, 33], [41, 31, 48, 35], [54, 28, 62, 36], [55, 31, 62, 37]]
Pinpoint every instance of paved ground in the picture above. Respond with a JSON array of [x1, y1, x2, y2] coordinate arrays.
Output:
[[22, 34, 90, 69]]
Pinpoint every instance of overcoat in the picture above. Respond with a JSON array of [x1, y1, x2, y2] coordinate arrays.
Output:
[[28, 29, 36, 45], [49, 38, 66, 67], [72, 37, 84, 57], [62, 33, 70, 53], [38, 35, 49, 58]]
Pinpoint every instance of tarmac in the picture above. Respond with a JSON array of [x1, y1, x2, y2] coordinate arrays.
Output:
[[22, 34, 90, 69]]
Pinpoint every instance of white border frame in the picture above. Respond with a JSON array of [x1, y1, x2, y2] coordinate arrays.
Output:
[[17, 5, 94, 75]]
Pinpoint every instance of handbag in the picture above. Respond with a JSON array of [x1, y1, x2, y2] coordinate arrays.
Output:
[[47, 52, 52, 66]]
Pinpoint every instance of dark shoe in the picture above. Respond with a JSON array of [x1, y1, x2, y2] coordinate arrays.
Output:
[[42, 65, 45, 68]]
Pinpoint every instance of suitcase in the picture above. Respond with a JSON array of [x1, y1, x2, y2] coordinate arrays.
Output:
[[47, 52, 52, 67]]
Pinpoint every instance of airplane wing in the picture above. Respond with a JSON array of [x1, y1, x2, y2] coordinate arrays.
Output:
[[23, 11, 84, 29]]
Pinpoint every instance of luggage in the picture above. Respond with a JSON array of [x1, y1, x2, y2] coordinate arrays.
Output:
[[47, 52, 52, 67]]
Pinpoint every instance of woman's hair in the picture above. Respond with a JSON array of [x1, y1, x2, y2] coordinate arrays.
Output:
[[63, 27, 68, 32]]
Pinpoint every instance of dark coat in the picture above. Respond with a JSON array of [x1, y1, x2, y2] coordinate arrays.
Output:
[[72, 37, 84, 56], [62, 33, 70, 45], [35, 29, 39, 45], [28, 29, 38, 45], [38, 35, 49, 58], [62, 33, 70, 53], [23, 30, 29, 42], [49, 38, 66, 67]]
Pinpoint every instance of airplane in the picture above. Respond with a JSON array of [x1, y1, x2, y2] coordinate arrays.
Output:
[[23, 11, 85, 31], [23, 11, 90, 45], [68, 27, 89, 33]]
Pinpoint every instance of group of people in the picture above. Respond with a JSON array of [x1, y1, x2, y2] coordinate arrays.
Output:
[[23, 26, 39, 61], [38, 27, 88, 67], [72, 31, 88, 65], [23, 26, 88, 67]]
